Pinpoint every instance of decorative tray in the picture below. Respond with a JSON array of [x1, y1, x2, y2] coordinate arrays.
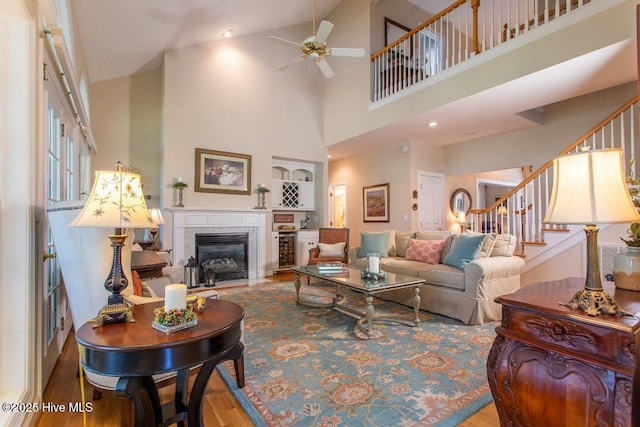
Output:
[[152, 307, 197, 334], [361, 269, 386, 280], [152, 318, 198, 334]]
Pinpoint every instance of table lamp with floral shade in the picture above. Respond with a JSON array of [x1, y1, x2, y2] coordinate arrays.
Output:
[[70, 162, 156, 325], [544, 147, 640, 316], [148, 207, 166, 251]]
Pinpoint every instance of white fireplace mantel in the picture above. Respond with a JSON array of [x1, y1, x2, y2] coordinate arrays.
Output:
[[167, 207, 268, 279]]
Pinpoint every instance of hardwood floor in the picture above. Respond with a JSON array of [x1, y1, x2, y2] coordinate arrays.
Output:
[[37, 273, 499, 426]]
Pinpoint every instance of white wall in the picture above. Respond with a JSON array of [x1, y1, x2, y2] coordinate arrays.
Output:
[[444, 82, 638, 175], [161, 25, 330, 253]]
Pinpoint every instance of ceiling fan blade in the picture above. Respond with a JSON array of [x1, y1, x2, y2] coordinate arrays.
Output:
[[328, 47, 365, 57], [314, 21, 334, 44], [315, 57, 335, 79], [278, 55, 307, 71], [267, 36, 303, 49]]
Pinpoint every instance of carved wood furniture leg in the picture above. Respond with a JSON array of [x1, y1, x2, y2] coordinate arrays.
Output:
[[187, 342, 245, 426], [116, 375, 163, 427], [232, 343, 245, 388]]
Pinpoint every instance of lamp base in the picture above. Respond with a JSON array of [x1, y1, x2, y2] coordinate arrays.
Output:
[[561, 289, 634, 317], [93, 299, 135, 328]]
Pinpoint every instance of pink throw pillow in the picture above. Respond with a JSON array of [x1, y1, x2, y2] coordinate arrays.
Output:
[[405, 238, 445, 265]]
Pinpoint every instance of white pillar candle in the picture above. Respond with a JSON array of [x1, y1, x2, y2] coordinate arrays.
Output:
[[368, 255, 380, 274], [177, 177, 183, 183], [165, 284, 187, 311]]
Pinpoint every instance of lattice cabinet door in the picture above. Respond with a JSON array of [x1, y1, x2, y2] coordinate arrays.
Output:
[[282, 181, 299, 208]]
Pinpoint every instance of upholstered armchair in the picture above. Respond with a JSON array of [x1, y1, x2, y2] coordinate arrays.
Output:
[[307, 228, 350, 265]]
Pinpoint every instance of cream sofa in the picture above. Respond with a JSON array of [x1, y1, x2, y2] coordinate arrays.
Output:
[[348, 230, 525, 325]]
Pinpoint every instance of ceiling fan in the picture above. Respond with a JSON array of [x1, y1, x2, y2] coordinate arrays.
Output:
[[267, 0, 365, 79]]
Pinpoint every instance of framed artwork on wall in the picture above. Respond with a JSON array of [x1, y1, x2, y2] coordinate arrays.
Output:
[[363, 183, 390, 222], [385, 17, 412, 55], [194, 148, 251, 195]]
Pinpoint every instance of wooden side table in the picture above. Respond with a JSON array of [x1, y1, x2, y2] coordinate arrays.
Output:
[[487, 277, 640, 426], [77, 299, 245, 427], [131, 251, 168, 279]]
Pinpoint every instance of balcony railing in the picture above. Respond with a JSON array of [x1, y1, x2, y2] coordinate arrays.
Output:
[[371, 0, 591, 102]]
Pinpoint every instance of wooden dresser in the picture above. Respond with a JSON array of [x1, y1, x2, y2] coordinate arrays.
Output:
[[487, 277, 640, 426]]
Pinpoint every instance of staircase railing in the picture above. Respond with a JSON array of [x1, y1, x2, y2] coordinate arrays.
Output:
[[371, 0, 591, 102], [468, 96, 639, 255]]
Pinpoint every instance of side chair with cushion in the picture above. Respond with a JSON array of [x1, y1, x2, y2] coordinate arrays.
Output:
[[307, 228, 350, 265]]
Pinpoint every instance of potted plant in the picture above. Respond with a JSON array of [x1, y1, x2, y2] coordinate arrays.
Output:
[[254, 185, 270, 209], [613, 159, 640, 290], [172, 180, 188, 207]]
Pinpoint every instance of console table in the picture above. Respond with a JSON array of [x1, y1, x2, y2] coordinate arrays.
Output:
[[487, 277, 640, 426], [76, 299, 245, 427]]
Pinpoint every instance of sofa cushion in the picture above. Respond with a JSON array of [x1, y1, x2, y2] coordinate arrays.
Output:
[[357, 231, 390, 258], [132, 270, 143, 296], [440, 234, 456, 263], [418, 264, 466, 291], [385, 230, 397, 257], [491, 234, 517, 257], [395, 231, 415, 257], [467, 231, 496, 258], [442, 233, 485, 270], [415, 230, 452, 241], [318, 242, 346, 257], [405, 239, 444, 265]]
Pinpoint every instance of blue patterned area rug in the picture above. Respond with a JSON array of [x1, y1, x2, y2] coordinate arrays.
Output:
[[216, 282, 496, 427]]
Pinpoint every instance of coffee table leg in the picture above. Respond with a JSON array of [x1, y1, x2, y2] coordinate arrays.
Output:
[[294, 271, 301, 303], [365, 293, 375, 334], [413, 286, 421, 325]]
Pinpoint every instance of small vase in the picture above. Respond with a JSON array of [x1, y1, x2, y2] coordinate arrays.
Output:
[[613, 246, 640, 291]]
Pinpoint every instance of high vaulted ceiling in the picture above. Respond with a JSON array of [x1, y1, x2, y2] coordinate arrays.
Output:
[[73, 1, 637, 156], [74, 0, 453, 83]]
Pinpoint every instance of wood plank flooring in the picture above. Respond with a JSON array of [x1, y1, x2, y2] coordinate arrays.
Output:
[[36, 273, 498, 426]]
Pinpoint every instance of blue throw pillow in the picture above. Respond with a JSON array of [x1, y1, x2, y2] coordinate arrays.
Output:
[[357, 231, 390, 258], [442, 233, 485, 270]]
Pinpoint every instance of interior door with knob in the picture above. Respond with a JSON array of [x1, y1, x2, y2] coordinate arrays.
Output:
[[329, 182, 347, 228]]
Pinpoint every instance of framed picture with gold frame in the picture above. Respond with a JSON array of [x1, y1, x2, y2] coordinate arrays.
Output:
[[363, 183, 390, 222], [194, 148, 251, 195]]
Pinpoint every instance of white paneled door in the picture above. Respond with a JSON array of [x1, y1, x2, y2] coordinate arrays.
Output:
[[417, 171, 445, 231]]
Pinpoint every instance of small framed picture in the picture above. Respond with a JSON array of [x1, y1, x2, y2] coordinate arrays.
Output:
[[363, 183, 390, 222], [195, 148, 251, 195]]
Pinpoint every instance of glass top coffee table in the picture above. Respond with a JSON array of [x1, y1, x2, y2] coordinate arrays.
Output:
[[292, 265, 425, 339]]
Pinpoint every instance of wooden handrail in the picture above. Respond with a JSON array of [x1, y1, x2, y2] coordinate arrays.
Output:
[[370, 0, 471, 61], [473, 95, 639, 215]]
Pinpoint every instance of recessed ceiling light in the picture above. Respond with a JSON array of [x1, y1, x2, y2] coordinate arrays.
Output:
[[222, 30, 233, 38], [427, 121, 438, 127], [327, 154, 332, 158]]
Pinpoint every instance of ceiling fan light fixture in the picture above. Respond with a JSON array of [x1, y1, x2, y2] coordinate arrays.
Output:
[[266, 1, 364, 79]]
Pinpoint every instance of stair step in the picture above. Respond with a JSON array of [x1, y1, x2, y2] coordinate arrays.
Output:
[[522, 241, 547, 246], [541, 227, 570, 233]]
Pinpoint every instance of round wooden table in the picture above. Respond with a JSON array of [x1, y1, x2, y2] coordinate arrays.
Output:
[[76, 299, 245, 427]]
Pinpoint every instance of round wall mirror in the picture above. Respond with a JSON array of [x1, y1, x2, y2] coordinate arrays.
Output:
[[450, 188, 472, 216]]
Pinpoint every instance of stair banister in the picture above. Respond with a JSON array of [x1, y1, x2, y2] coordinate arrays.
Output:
[[469, 95, 638, 254]]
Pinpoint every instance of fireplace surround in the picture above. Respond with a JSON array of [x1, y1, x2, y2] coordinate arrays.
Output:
[[168, 208, 267, 280]]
